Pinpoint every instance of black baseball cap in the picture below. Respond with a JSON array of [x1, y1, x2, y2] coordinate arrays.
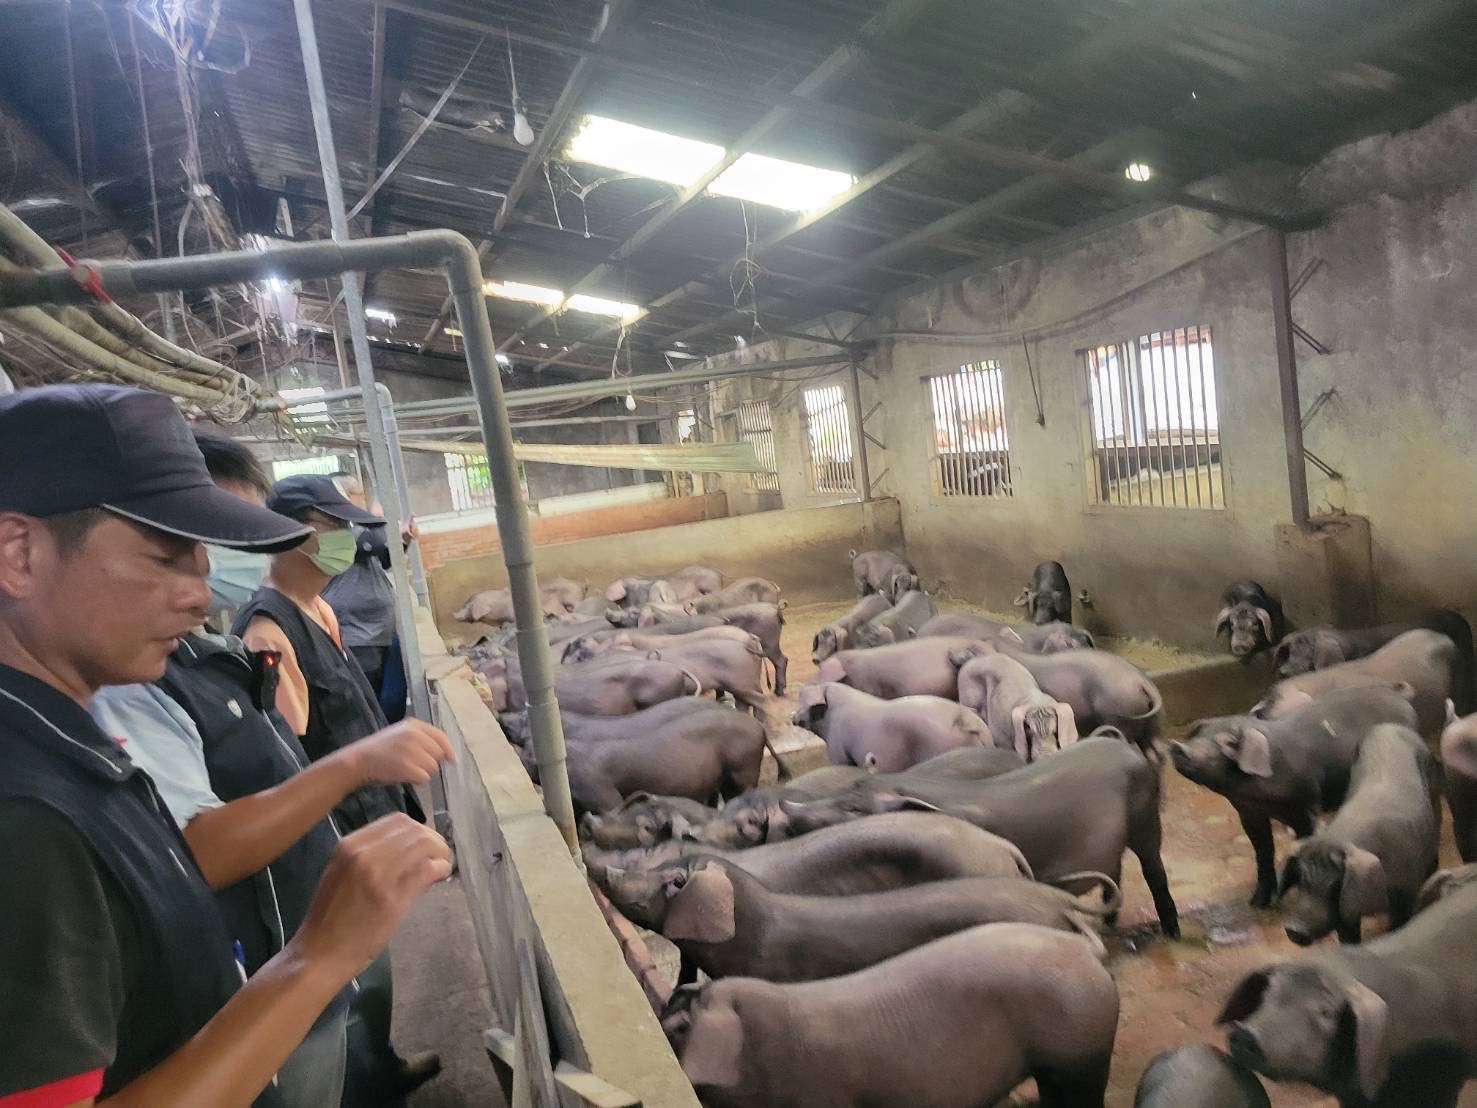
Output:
[[0, 384, 312, 553], [268, 475, 386, 526]]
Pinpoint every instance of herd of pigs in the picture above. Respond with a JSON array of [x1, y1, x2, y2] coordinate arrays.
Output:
[[451, 553, 1477, 1107]]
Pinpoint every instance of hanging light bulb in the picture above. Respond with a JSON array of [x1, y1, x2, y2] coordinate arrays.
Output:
[[624, 392, 637, 412], [507, 29, 535, 146]]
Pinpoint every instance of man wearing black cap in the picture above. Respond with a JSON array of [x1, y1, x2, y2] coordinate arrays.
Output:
[[89, 429, 453, 1107], [234, 474, 418, 834], [236, 475, 445, 1102], [0, 384, 452, 1106]]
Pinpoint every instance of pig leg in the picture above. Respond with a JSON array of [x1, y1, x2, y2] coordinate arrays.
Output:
[[1130, 806, 1180, 939], [773, 651, 788, 697], [1238, 808, 1278, 907], [1035, 1056, 1112, 1108]]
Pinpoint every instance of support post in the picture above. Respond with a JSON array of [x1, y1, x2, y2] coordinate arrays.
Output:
[[1268, 229, 1311, 531], [292, 0, 431, 728], [847, 360, 872, 501]]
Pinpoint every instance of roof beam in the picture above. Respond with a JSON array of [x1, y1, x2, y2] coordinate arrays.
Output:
[[495, 0, 939, 359], [421, 0, 635, 350]]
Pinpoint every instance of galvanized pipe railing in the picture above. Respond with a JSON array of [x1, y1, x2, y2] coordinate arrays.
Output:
[[0, 229, 583, 853]]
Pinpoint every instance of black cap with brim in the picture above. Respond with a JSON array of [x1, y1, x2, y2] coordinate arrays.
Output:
[[103, 486, 313, 553], [268, 475, 386, 527], [0, 384, 313, 553]]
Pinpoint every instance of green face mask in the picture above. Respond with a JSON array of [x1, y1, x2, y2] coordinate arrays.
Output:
[[307, 527, 357, 577]]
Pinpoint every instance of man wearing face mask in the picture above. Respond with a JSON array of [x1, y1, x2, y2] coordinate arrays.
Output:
[[89, 431, 452, 1106], [233, 476, 417, 832]]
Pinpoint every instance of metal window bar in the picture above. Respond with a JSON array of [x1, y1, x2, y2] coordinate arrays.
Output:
[[445, 451, 496, 512], [927, 360, 1012, 497], [1084, 325, 1221, 508], [735, 400, 780, 492], [801, 385, 857, 495]]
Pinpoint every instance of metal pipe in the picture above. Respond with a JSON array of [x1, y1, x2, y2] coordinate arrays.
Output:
[[0, 227, 584, 853], [374, 382, 431, 606], [293, 0, 432, 743], [846, 361, 872, 501], [1268, 229, 1311, 531]]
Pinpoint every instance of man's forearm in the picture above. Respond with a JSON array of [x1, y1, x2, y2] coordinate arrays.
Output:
[[184, 753, 361, 889], [100, 942, 347, 1108]]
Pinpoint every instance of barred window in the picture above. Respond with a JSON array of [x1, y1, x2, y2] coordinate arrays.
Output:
[[1084, 324, 1222, 509], [801, 385, 857, 495], [444, 452, 496, 512], [734, 400, 779, 492], [926, 360, 1012, 498]]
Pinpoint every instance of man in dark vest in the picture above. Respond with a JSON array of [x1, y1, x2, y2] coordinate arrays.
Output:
[[235, 475, 441, 1104], [0, 384, 451, 1105], [90, 430, 451, 1105]]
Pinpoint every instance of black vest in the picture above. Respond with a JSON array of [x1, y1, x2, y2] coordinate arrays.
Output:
[[231, 589, 411, 831], [156, 634, 343, 994], [0, 665, 280, 1104]]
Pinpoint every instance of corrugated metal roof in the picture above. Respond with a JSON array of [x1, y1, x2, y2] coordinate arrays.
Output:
[[2, 0, 1475, 384]]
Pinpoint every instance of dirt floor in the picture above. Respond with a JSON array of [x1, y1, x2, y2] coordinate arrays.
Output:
[[768, 599, 1474, 1107]]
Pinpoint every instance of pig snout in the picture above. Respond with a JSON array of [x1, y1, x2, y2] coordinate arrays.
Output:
[[1226, 1025, 1266, 1071]]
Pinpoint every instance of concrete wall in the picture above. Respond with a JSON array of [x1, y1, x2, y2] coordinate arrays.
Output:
[[430, 498, 904, 632], [699, 100, 1477, 652]]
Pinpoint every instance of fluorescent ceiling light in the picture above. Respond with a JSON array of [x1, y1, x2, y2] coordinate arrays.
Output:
[[444, 326, 463, 338], [566, 115, 723, 188], [1125, 162, 1153, 182], [566, 114, 855, 212], [566, 293, 644, 323], [364, 307, 398, 326], [484, 279, 564, 306], [710, 153, 855, 212], [495, 352, 511, 366]]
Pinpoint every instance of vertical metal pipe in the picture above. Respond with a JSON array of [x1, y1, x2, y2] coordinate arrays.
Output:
[[846, 361, 871, 501], [1269, 230, 1311, 529], [441, 242, 580, 854], [374, 383, 430, 605], [292, 0, 430, 737]]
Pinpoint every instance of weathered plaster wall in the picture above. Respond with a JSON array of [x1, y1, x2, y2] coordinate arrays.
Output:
[[705, 99, 1477, 650]]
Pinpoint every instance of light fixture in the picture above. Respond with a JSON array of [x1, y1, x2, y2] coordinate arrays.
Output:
[[537, 342, 549, 349], [566, 293, 644, 323], [709, 152, 854, 212], [506, 30, 534, 146], [565, 114, 855, 212], [665, 349, 699, 360], [624, 392, 637, 411], [1125, 162, 1153, 183], [484, 279, 564, 306], [495, 352, 511, 366], [364, 307, 398, 326], [445, 326, 463, 338], [566, 115, 723, 188]]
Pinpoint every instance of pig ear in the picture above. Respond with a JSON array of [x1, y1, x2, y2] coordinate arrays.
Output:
[[1214, 606, 1233, 636], [618, 791, 655, 811], [875, 793, 942, 815], [1011, 705, 1031, 761], [1339, 846, 1389, 921], [796, 683, 827, 712], [1277, 855, 1301, 898], [1236, 728, 1274, 777], [1312, 635, 1346, 669], [1013, 587, 1032, 608], [1447, 698, 1460, 726], [1217, 969, 1271, 1024], [1339, 979, 1391, 1101], [1271, 640, 1291, 670], [663, 864, 737, 944], [1056, 702, 1078, 747], [1418, 868, 1455, 912], [680, 999, 745, 1089], [1254, 607, 1275, 642], [605, 581, 627, 602]]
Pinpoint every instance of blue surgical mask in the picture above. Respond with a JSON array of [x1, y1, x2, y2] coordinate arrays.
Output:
[[206, 544, 269, 613]]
